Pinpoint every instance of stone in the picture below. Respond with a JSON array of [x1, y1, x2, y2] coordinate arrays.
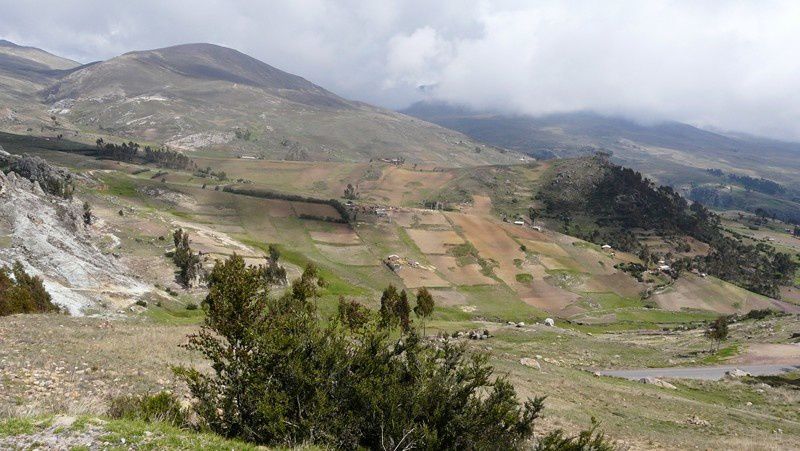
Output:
[[725, 369, 750, 378], [544, 318, 555, 327], [639, 377, 677, 389], [519, 358, 541, 370], [686, 415, 711, 427]]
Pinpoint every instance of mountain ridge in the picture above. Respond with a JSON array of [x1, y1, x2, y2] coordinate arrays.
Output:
[[0, 40, 521, 166], [401, 101, 800, 188]]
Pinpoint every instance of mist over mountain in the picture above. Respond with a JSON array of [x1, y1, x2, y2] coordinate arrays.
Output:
[[402, 101, 800, 189]]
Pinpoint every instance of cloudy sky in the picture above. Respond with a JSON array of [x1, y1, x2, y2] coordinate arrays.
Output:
[[2, 0, 800, 140]]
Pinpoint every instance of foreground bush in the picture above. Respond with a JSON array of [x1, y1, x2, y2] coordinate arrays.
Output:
[[0, 261, 60, 316], [175, 255, 543, 449], [108, 392, 188, 428]]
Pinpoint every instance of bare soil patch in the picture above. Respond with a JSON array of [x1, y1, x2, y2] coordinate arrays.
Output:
[[406, 229, 464, 254], [581, 272, 644, 299], [396, 267, 450, 289], [652, 275, 776, 314], [467, 195, 493, 217], [361, 166, 454, 205], [392, 209, 449, 228], [308, 223, 361, 244], [732, 343, 800, 365], [524, 240, 571, 258]]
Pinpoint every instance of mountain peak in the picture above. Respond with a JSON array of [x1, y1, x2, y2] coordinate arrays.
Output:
[[115, 42, 328, 94]]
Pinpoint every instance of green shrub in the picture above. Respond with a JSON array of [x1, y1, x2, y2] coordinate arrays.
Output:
[[0, 261, 60, 316], [742, 308, 775, 321], [108, 392, 187, 427], [185, 302, 198, 311], [174, 255, 546, 449], [534, 419, 614, 450]]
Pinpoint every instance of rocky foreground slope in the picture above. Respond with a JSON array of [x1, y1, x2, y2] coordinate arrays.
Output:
[[0, 147, 149, 314]]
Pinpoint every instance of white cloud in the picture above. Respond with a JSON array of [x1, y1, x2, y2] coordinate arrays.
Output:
[[1, 0, 800, 140]]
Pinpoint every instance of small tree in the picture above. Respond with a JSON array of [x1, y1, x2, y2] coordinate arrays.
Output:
[[705, 315, 729, 352], [82, 202, 93, 226], [291, 262, 325, 307], [336, 296, 371, 331], [379, 284, 400, 328], [414, 287, 435, 336], [528, 207, 539, 225], [343, 183, 357, 200], [268, 244, 280, 263], [172, 228, 202, 287]]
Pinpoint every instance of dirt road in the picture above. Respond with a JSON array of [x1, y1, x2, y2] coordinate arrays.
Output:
[[599, 363, 800, 380]]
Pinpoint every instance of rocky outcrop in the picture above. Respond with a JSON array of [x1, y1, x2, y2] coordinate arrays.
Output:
[[0, 146, 75, 198], [0, 160, 149, 314]]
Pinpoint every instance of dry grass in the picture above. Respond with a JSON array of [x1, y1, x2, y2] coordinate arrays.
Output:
[[0, 314, 200, 418]]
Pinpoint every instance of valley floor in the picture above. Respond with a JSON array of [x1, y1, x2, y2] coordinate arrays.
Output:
[[1, 312, 798, 450], [2, 136, 800, 449]]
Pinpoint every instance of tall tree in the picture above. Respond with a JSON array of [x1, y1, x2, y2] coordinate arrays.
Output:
[[414, 287, 435, 336], [395, 290, 411, 332]]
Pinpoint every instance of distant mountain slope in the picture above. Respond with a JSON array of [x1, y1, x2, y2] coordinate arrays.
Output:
[[0, 39, 79, 71], [402, 101, 800, 188], [0, 40, 81, 130], [0, 41, 522, 167], [44, 43, 350, 110]]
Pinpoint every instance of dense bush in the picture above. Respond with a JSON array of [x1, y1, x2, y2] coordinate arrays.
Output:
[[108, 392, 188, 427], [173, 255, 565, 449], [0, 261, 60, 316]]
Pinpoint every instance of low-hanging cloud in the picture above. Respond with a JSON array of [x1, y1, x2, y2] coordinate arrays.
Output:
[[2, 0, 799, 140]]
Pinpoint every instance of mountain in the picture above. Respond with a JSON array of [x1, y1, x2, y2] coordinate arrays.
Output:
[[0, 41, 522, 167], [402, 101, 800, 189], [0, 40, 81, 127]]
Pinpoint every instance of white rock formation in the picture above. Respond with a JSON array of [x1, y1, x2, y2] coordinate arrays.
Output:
[[0, 158, 149, 314]]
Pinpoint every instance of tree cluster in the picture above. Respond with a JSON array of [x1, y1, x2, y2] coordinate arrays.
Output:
[[537, 157, 798, 297], [695, 237, 798, 298], [0, 261, 60, 316], [95, 138, 195, 170], [173, 255, 578, 449], [705, 168, 786, 196]]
